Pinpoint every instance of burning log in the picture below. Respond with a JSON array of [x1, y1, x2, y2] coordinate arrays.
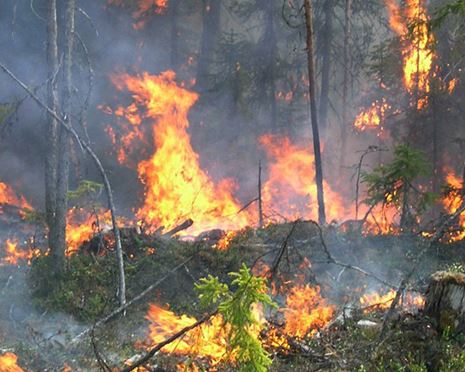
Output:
[[424, 271, 465, 333], [162, 219, 193, 237]]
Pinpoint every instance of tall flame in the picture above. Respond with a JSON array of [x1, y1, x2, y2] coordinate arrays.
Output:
[[385, 0, 434, 109], [110, 71, 251, 235], [282, 284, 334, 338], [442, 171, 465, 242], [259, 135, 351, 222]]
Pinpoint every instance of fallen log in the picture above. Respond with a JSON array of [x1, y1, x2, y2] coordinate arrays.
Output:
[[162, 219, 194, 237], [424, 271, 465, 333]]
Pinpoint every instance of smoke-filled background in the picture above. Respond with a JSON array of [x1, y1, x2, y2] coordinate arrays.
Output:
[[1, 0, 463, 229]]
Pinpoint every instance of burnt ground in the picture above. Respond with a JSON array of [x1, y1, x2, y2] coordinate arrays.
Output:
[[1, 221, 465, 371]]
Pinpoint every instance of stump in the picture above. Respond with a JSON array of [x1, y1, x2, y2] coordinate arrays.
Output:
[[424, 271, 465, 333]]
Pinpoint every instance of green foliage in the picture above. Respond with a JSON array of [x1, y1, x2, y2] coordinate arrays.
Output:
[[29, 255, 117, 320], [195, 264, 276, 372], [432, 0, 465, 28], [443, 262, 465, 274], [67, 180, 103, 201], [362, 144, 435, 228]]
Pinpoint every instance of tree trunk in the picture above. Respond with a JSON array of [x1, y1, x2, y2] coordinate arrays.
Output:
[[54, 0, 75, 271], [46, 0, 60, 265], [196, 0, 221, 90], [340, 0, 351, 172], [304, 0, 326, 225], [424, 271, 465, 333], [318, 0, 334, 132]]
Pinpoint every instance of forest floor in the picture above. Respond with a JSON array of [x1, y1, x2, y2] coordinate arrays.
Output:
[[2, 222, 465, 371]]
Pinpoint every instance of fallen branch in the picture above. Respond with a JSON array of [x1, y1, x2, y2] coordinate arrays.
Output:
[[0, 62, 127, 306], [162, 219, 194, 237], [269, 220, 300, 280], [121, 310, 218, 372], [71, 255, 194, 343], [308, 220, 396, 289]]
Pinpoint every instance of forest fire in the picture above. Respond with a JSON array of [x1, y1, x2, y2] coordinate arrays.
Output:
[[282, 284, 334, 338], [143, 304, 265, 366], [110, 71, 252, 235], [0, 239, 41, 266], [353, 99, 390, 132], [0, 352, 23, 372], [259, 135, 351, 223], [0, 182, 32, 213], [360, 289, 424, 312], [442, 171, 465, 242], [385, 0, 435, 109], [108, 0, 168, 29]]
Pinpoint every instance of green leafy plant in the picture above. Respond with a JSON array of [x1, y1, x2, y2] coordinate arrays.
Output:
[[362, 144, 435, 231], [67, 180, 103, 201], [195, 264, 276, 372]]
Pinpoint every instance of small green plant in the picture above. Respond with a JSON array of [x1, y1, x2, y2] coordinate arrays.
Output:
[[362, 144, 435, 231], [195, 264, 276, 372], [68, 180, 103, 201]]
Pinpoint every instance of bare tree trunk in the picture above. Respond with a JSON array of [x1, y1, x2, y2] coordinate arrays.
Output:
[[0, 63, 127, 308], [304, 0, 326, 225], [53, 0, 75, 272], [46, 0, 60, 266], [258, 161, 263, 228], [318, 0, 334, 132], [340, 0, 351, 172], [196, 0, 221, 90]]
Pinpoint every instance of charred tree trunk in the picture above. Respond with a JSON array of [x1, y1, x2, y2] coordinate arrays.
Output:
[[340, 0, 351, 172], [424, 271, 465, 333], [318, 0, 334, 132], [46, 0, 60, 266], [196, 0, 221, 90], [304, 0, 326, 225]]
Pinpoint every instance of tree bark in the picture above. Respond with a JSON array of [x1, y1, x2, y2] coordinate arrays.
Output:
[[424, 271, 465, 333], [340, 0, 351, 172], [304, 0, 326, 225], [318, 0, 334, 132], [46, 0, 60, 264], [53, 0, 75, 272], [196, 0, 221, 90], [0, 62, 127, 307]]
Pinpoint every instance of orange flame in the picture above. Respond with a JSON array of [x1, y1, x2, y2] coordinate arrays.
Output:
[[259, 135, 351, 222], [0, 352, 23, 372], [144, 303, 265, 366], [110, 71, 252, 235], [353, 99, 390, 132], [360, 289, 424, 312], [282, 284, 334, 338], [0, 182, 32, 213], [1, 239, 41, 266], [442, 171, 465, 242], [385, 0, 434, 109], [108, 0, 168, 29]]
